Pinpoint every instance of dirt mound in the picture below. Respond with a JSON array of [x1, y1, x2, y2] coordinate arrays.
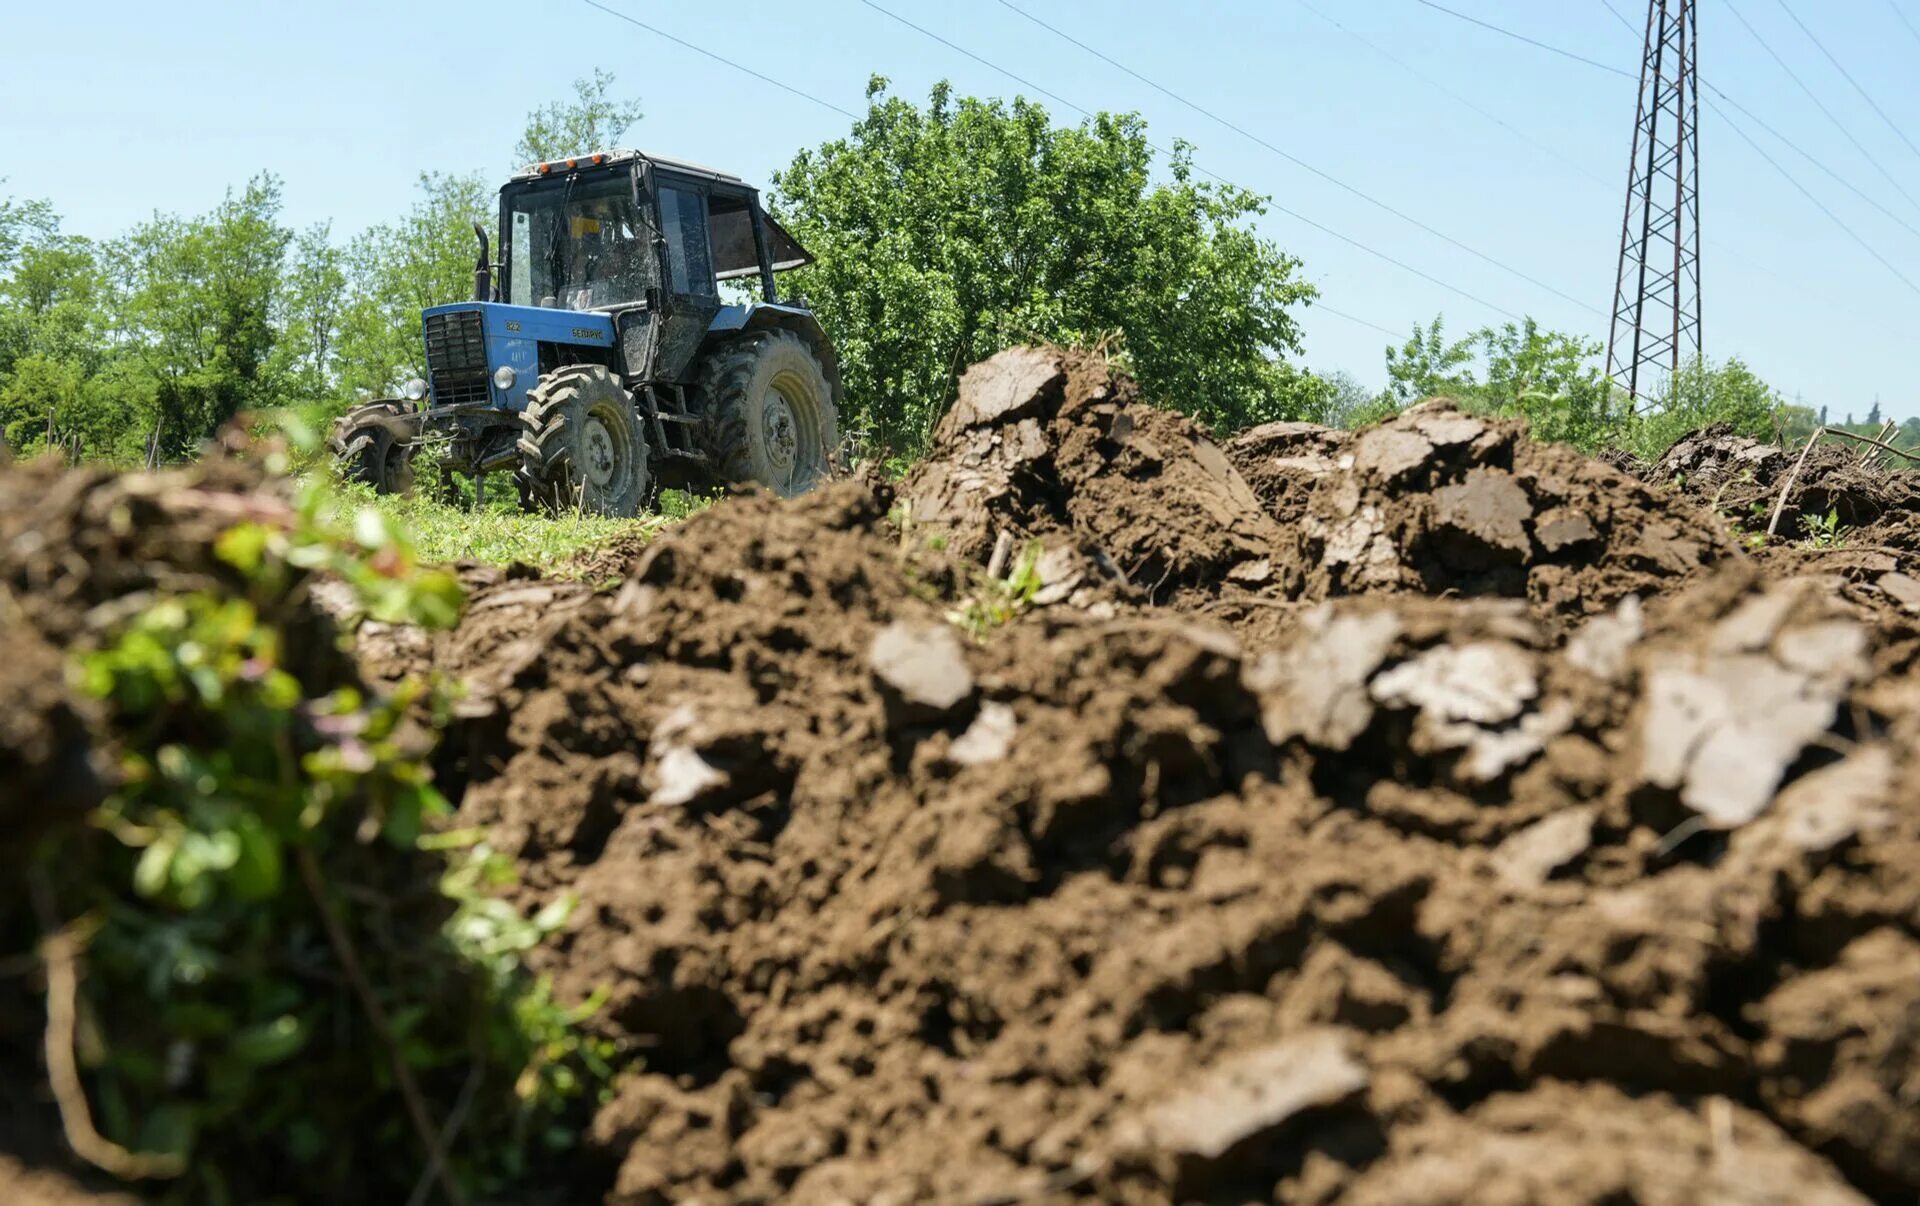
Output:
[[895, 349, 1742, 630], [1652, 423, 1920, 549], [1225, 402, 1743, 626], [897, 347, 1282, 606], [433, 374, 1920, 1201]]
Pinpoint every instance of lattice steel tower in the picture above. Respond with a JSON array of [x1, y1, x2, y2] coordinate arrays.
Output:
[[1608, 0, 1701, 401]]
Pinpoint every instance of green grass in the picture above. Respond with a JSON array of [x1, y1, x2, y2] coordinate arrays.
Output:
[[332, 482, 709, 572]]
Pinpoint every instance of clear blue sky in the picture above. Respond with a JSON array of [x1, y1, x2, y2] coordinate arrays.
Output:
[[5, 0, 1918, 420]]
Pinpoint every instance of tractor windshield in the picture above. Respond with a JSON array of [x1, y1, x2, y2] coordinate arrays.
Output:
[[504, 171, 655, 311]]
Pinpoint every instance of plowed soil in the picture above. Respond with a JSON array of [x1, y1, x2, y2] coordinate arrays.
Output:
[[429, 350, 1920, 1203], [7, 349, 1920, 1204]]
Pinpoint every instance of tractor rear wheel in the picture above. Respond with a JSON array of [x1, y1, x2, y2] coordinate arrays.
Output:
[[698, 331, 839, 497], [516, 365, 650, 516], [330, 401, 418, 495]]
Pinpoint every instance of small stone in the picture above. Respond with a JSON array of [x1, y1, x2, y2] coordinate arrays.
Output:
[[1640, 654, 1846, 827], [1877, 572, 1920, 613], [1492, 807, 1596, 888], [1030, 546, 1084, 606], [1226, 558, 1273, 585], [1370, 641, 1538, 726], [870, 622, 975, 714], [650, 746, 727, 806], [1766, 746, 1895, 853], [1247, 607, 1402, 749], [1137, 1031, 1368, 1160], [950, 701, 1017, 766], [1567, 596, 1644, 681]]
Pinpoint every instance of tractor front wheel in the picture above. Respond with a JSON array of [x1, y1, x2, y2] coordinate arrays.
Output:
[[330, 401, 419, 495], [516, 365, 651, 517], [697, 331, 839, 497]]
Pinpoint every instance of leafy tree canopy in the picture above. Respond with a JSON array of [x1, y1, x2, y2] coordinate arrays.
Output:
[[514, 68, 645, 166], [772, 78, 1324, 450]]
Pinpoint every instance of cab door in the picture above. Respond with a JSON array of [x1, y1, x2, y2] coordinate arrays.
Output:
[[649, 175, 722, 384]]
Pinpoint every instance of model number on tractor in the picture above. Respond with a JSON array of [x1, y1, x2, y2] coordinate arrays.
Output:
[[572, 327, 602, 339]]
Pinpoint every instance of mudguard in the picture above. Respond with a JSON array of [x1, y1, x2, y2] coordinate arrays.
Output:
[[703, 302, 843, 403]]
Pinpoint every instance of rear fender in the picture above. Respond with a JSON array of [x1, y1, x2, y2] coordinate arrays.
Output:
[[700, 303, 842, 403]]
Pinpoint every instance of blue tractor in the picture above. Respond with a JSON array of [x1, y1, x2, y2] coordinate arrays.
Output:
[[330, 150, 841, 515]]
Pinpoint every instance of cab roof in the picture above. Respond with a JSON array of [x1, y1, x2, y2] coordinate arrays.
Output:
[[507, 148, 748, 187]]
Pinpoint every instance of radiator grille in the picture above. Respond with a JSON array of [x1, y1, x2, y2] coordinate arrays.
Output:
[[423, 310, 490, 407]]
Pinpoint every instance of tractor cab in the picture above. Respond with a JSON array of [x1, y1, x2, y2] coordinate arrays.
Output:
[[497, 151, 812, 314]]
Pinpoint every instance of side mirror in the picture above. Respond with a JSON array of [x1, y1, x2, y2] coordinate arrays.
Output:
[[471, 223, 494, 302]]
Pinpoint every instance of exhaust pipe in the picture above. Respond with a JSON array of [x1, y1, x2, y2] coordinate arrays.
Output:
[[472, 223, 493, 302]]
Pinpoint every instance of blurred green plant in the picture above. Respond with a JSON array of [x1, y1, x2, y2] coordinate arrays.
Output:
[[948, 542, 1044, 641], [37, 458, 614, 1203], [1804, 507, 1848, 550]]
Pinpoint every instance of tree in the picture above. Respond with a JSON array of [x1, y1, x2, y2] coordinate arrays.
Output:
[[1371, 315, 1635, 450], [275, 222, 348, 398], [112, 174, 293, 457], [514, 68, 644, 165], [1382, 316, 1476, 405], [771, 79, 1322, 449], [1625, 357, 1785, 460], [332, 172, 490, 399], [1471, 320, 1621, 449], [1318, 369, 1384, 429], [0, 234, 108, 453], [0, 189, 57, 278]]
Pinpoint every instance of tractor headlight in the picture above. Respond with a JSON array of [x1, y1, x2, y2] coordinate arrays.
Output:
[[402, 377, 428, 402], [493, 366, 517, 391]]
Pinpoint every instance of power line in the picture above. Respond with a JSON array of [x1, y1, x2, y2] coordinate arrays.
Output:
[[1437, 0, 1920, 297], [1312, 302, 1405, 339], [1294, 0, 1609, 189], [1412, 0, 1634, 77], [1596, 0, 1920, 244], [1887, 0, 1920, 50], [1721, 0, 1920, 219], [574, 0, 861, 120], [1712, 98, 1920, 296], [991, 0, 1603, 316], [855, 0, 1527, 322], [1773, 0, 1920, 166], [1589, 0, 1920, 297], [575, 0, 1433, 334]]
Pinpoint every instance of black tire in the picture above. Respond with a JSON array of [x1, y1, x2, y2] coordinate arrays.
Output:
[[697, 331, 839, 497], [516, 365, 650, 517], [329, 401, 418, 495]]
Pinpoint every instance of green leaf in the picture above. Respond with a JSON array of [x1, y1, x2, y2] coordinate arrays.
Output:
[[229, 813, 283, 901], [134, 835, 176, 898], [213, 522, 271, 576], [227, 1014, 307, 1066], [530, 892, 577, 935]]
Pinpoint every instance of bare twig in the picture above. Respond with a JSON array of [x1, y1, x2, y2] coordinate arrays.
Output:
[[1766, 431, 1823, 540], [405, 1064, 484, 1206], [1818, 426, 1919, 463], [296, 848, 468, 1206], [1857, 419, 1897, 466], [985, 530, 1014, 581], [29, 873, 186, 1182]]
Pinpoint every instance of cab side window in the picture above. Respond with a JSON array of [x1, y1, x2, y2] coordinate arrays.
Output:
[[660, 186, 715, 297]]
